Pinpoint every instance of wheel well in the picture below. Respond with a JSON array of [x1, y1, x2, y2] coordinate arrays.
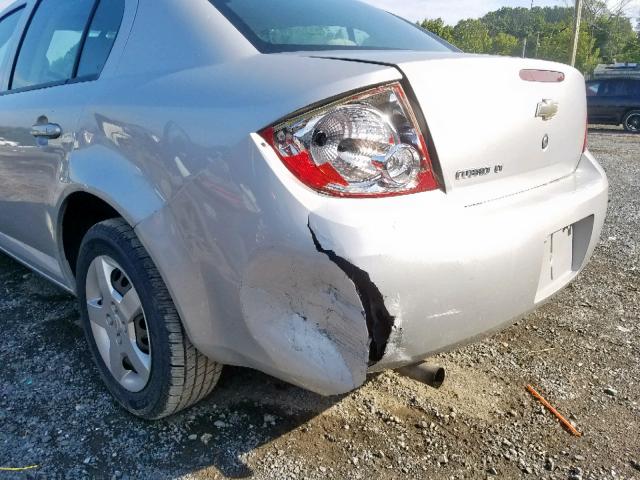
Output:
[[62, 192, 120, 275]]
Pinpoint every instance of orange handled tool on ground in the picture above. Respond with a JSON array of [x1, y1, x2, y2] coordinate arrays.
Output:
[[526, 384, 583, 437]]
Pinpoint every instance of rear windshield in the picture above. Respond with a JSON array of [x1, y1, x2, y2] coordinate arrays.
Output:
[[209, 0, 453, 54]]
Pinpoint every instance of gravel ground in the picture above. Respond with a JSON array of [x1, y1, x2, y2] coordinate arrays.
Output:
[[0, 128, 638, 480]]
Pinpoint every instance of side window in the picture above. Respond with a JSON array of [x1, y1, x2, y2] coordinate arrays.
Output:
[[0, 7, 24, 72], [12, 0, 96, 90], [353, 29, 371, 46], [76, 0, 125, 78], [599, 80, 611, 96], [601, 80, 628, 97]]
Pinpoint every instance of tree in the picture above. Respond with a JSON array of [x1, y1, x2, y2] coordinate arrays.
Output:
[[537, 21, 600, 72], [617, 23, 640, 62], [619, 40, 640, 62], [451, 19, 492, 53], [415, 5, 638, 74], [419, 18, 454, 43], [483, 7, 540, 38], [491, 32, 520, 56], [583, 0, 638, 62]]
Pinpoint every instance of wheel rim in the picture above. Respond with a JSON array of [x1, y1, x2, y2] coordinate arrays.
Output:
[[85, 255, 151, 393], [626, 113, 640, 132]]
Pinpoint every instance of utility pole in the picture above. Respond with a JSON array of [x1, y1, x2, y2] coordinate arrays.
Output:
[[570, 0, 584, 67], [523, 0, 533, 58]]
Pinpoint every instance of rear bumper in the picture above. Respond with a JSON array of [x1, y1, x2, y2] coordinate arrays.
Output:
[[137, 138, 608, 396], [308, 149, 608, 371]]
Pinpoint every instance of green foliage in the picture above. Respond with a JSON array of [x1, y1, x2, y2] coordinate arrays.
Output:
[[418, 3, 640, 74], [483, 7, 540, 38], [537, 23, 601, 73], [419, 18, 454, 43], [589, 14, 638, 63], [452, 19, 492, 53], [491, 32, 520, 56]]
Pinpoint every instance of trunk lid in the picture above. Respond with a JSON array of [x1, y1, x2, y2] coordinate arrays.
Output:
[[307, 51, 587, 204]]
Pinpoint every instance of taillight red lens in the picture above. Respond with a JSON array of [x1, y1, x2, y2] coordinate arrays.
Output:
[[519, 69, 565, 83], [259, 83, 438, 198]]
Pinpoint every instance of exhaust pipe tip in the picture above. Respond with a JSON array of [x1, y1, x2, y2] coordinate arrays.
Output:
[[396, 363, 446, 389]]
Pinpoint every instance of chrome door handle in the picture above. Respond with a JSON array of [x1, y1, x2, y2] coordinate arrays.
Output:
[[31, 123, 62, 139]]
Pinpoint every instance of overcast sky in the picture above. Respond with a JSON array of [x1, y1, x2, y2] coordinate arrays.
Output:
[[1, 0, 639, 25], [361, 0, 640, 24]]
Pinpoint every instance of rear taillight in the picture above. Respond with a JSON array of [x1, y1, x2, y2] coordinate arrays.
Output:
[[259, 83, 438, 198], [519, 69, 565, 83]]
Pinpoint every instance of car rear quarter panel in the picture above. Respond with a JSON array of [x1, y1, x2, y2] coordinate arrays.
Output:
[[69, 23, 402, 391], [75, 53, 401, 211]]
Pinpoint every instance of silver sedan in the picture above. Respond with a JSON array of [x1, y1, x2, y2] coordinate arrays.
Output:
[[0, 0, 608, 419]]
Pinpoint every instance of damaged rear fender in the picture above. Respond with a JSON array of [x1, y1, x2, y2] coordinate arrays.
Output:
[[307, 223, 395, 364], [239, 245, 372, 395]]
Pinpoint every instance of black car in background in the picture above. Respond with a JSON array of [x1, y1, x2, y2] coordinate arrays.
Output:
[[586, 77, 640, 132]]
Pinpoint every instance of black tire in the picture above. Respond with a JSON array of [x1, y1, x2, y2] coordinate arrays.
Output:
[[77, 218, 222, 419], [622, 110, 640, 133]]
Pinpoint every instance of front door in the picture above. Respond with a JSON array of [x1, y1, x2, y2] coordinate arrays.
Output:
[[0, 0, 125, 282]]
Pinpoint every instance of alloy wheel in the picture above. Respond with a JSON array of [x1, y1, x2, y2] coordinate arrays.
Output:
[[626, 113, 640, 133], [85, 255, 151, 392]]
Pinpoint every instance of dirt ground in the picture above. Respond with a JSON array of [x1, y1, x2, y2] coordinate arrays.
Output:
[[0, 128, 638, 480]]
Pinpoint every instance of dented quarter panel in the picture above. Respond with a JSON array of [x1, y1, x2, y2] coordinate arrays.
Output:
[[135, 135, 373, 394]]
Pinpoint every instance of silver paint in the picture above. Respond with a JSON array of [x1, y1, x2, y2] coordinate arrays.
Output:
[[0, 0, 608, 395]]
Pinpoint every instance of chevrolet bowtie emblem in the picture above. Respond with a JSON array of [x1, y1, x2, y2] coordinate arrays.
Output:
[[536, 99, 559, 121]]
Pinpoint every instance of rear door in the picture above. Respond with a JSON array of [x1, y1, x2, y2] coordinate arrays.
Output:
[[0, 0, 125, 281], [629, 79, 640, 109], [613, 79, 635, 123], [596, 79, 630, 123]]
